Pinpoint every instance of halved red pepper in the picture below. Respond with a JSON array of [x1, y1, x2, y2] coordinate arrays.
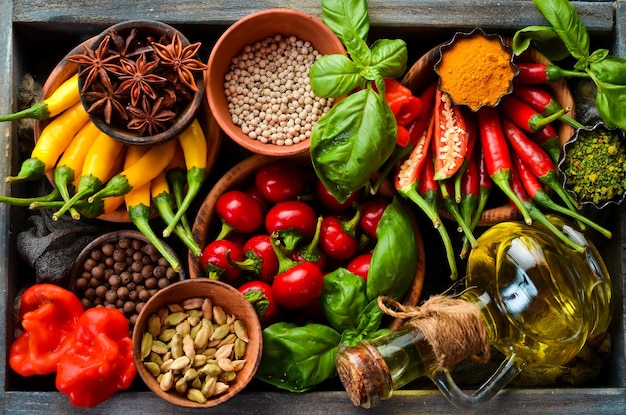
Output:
[[9, 284, 84, 376], [55, 307, 136, 408], [433, 89, 467, 180]]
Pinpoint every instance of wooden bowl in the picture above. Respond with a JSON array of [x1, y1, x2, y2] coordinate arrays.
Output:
[[188, 155, 426, 317], [33, 39, 222, 222], [206, 9, 346, 157], [69, 229, 186, 329], [77, 20, 205, 146], [402, 42, 575, 226], [132, 278, 263, 408]]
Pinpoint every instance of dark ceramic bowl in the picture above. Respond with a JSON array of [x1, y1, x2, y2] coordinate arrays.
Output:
[[557, 122, 626, 210]]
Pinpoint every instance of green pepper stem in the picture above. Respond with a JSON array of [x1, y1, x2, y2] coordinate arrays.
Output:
[[491, 168, 532, 224], [0, 101, 50, 122], [0, 187, 62, 206], [439, 182, 478, 249], [152, 191, 202, 257], [524, 201, 586, 253], [52, 175, 102, 220], [163, 167, 205, 238], [88, 174, 132, 202], [167, 167, 193, 234], [6, 158, 46, 183]]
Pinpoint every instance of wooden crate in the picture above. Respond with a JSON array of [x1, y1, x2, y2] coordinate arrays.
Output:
[[0, 1, 624, 414]]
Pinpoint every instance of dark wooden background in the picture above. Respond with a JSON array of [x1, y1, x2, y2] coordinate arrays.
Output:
[[0, 1, 624, 414]]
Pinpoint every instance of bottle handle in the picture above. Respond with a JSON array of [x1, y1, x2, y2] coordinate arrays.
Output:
[[431, 353, 523, 409]]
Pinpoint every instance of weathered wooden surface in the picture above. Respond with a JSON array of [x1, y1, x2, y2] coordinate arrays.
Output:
[[0, 1, 624, 414]]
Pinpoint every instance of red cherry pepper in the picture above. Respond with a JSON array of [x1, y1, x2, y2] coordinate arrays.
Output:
[[290, 216, 327, 270], [9, 283, 84, 376], [238, 280, 281, 326], [201, 239, 244, 282], [270, 233, 325, 309], [476, 106, 532, 224], [432, 89, 467, 180], [319, 210, 361, 260], [255, 159, 304, 203], [346, 252, 372, 281], [265, 200, 318, 253], [231, 234, 279, 283], [499, 94, 565, 133], [315, 179, 362, 212], [215, 190, 264, 239], [359, 197, 390, 240], [512, 84, 583, 129], [55, 307, 136, 408]]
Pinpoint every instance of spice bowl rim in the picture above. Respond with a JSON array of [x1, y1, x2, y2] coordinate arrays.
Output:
[[433, 27, 519, 112], [77, 19, 206, 146], [131, 278, 264, 408], [205, 8, 346, 157], [557, 122, 626, 210]]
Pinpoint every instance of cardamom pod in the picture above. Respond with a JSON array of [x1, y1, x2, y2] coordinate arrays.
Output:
[[164, 311, 188, 327], [159, 371, 175, 391], [187, 388, 207, 404], [148, 314, 162, 337], [141, 332, 154, 359]]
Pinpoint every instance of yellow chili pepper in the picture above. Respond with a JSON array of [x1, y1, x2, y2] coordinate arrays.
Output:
[[7, 101, 89, 183], [88, 138, 177, 202], [163, 119, 208, 237], [0, 74, 80, 122], [126, 181, 181, 272], [151, 170, 202, 257], [52, 132, 126, 220]]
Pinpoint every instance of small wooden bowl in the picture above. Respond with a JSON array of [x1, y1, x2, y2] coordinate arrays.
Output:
[[69, 229, 186, 329], [78, 20, 205, 146], [132, 278, 263, 408], [33, 39, 221, 222], [206, 9, 346, 157], [188, 155, 426, 317], [403, 42, 575, 226]]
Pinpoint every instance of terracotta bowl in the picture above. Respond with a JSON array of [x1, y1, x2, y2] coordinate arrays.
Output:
[[132, 278, 263, 408], [205, 8, 346, 157], [33, 38, 222, 222], [403, 42, 575, 226], [77, 20, 205, 146], [188, 155, 426, 322], [69, 229, 186, 329]]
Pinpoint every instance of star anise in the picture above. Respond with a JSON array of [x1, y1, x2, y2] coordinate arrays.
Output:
[[82, 81, 128, 125], [116, 53, 167, 106], [109, 28, 153, 60], [126, 95, 176, 136], [67, 35, 122, 91], [152, 31, 207, 92]]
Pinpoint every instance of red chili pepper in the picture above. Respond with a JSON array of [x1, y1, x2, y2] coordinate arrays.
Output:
[[530, 124, 561, 163], [459, 151, 479, 231], [9, 284, 84, 376], [508, 162, 585, 253], [513, 153, 612, 238], [433, 89, 467, 180], [499, 94, 565, 133], [383, 78, 413, 115], [513, 84, 584, 129], [55, 307, 136, 408], [514, 62, 586, 84], [395, 95, 423, 126], [453, 108, 477, 202], [501, 116, 579, 212], [476, 106, 532, 224], [238, 280, 281, 326], [395, 124, 411, 147]]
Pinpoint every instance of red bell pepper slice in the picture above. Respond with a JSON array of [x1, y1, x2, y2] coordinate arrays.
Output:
[[55, 307, 136, 408], [9, 284, 84, 376]]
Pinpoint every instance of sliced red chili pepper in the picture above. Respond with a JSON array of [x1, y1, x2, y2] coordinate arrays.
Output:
[[476, 106, 532, 224], [501, 115, 579, 212], [499, 94, 565, 133], [513, 153, 611, 238], [432, 89, 467, 180], [513, 84, 583, 129]]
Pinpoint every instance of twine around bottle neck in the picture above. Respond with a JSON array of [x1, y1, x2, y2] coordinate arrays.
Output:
[[378, 294, 491, 371]]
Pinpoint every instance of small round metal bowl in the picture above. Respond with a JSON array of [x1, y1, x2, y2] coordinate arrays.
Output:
[[434, 28, 518, 112], [557, 122, 626, 210], [132, 278, 263, 408], [206, 8, 345, 157], [76, 20, 206, 146]]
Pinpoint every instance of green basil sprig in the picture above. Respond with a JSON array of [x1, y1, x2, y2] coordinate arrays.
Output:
[[309, 0, 407, 203], [512, 0, 626, 130]]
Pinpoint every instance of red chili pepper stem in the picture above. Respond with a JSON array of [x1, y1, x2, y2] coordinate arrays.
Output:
[[438, 181, 478, 249], [399, 185, 458, 281]]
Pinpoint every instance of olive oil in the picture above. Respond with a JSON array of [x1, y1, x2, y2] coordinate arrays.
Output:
[[336, 218, 612, 409]]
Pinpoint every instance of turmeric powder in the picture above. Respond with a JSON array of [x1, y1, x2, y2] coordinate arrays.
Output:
[[436, 32, 515, 111]]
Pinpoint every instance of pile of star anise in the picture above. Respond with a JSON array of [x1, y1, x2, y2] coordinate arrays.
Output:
[[68, 27, 207, 137]]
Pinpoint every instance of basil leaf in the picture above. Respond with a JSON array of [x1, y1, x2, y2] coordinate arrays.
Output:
[[590, 56, 626, 85], [594, 79, 626, 130], [355, 299, 385, 337], [532, 0, 589, 60], [343, 28, 372, 67], [370, 38, 408, 79], [320, 268, 368, 332], [310, 88, 396, 202], [321, 0, 369, 44], [366, 197, 418, 301], [256, 322, 340, 392], [309, 54, 362, 98], [512, 25, 571, 61]]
